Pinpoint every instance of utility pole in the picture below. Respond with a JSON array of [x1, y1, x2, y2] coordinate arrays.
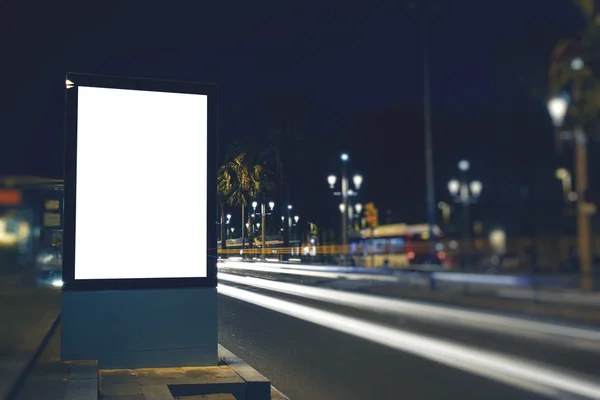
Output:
[[421, 1, 436, 263]]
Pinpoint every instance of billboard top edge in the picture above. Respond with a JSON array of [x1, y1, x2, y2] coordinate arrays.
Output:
[[66, 72, 217, 96]]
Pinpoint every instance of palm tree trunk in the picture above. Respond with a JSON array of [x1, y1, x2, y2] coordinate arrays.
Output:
[[241, 204, 245, 251], [219, 202, 226, 250]]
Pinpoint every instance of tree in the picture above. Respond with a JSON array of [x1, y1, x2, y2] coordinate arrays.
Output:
[[217, 150, 275, 251], [548, 0, 600, 135]]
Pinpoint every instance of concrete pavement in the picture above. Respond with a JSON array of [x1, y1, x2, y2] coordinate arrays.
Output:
[[0, 284, 61, 399], [14, 323, 289, 400]]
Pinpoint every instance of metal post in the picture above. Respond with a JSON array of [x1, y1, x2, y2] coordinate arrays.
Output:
[[461, 172, 471, 268], [575, 129, 593, 290], [261, 203, 266, 260], [288, 210, 292, 253], [341, 163, 349, 266]]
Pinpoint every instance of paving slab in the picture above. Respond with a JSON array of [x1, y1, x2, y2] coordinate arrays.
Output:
[[13, 326, 98, 400], [0, 286, 61, 398], [98, 345, 289, 400]]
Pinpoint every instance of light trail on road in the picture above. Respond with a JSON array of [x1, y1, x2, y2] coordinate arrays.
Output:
[[218, 283, 600, 400], [218, 272, 600, 351], [219, 260, 401, 282]]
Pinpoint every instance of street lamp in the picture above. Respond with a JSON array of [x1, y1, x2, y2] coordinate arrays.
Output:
[[448, 161, 482, 267], [286, 204, 293, 248], [328, 153, 362, 265], [547, 94, 569, 127], [355, 203, 363, 214], [556, 168, 573, 200], [470, 181, 482, 197], [251, 201, 275, 260], [354, 203, 363, 231], [548, 72, 596, 289], [353, 175, 363, 190], [294, 215, 299, 224], [328, 175, 337, 189], [437, 201, 452, 224]]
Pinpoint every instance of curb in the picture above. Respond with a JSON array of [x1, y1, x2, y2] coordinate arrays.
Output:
[[218, 344, 290, 400], [4, 312, 62, 400]]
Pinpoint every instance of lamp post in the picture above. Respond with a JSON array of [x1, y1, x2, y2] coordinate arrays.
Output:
[[548, 87, 596, 290], [448, 160, 482, 267], [251, 201, 274, 260], [328, 153, 362, 265], [287, 204, 293, 249], [293, 215, 300, 243], [226, 214, 231, 239], [354, 203, 363, 231]]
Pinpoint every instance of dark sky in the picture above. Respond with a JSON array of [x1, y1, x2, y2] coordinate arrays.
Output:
[[0, 0, 592, 233]]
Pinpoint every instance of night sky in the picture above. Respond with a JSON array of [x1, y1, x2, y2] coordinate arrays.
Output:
[[0, 0, 595, 234]]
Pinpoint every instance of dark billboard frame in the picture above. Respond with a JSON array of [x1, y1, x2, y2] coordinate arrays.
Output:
[[63, 73, 218, 291]]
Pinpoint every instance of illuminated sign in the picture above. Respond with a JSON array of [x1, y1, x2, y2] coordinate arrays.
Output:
[[63, 73, 217, 290], [45, 200, 60, 210], [0, 189, 22, 206], [44, 213, 61, 227]]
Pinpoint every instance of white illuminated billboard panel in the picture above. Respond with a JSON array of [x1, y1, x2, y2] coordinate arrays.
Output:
[[74, 86, 207, 280]]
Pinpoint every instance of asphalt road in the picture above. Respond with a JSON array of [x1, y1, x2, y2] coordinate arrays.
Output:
[[217, 279, 600, 400]]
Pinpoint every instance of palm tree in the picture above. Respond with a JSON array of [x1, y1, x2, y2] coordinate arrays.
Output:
[[216, 189, 227, 250], [218, 153, 251, 250], [218, 151, 275, 251]]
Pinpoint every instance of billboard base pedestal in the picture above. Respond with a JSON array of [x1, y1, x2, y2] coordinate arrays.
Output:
[[61, 287, 217, 369]]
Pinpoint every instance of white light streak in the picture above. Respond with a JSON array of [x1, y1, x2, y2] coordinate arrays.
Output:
[[218, 283, 600, 399], [218, 273, 600, 350]]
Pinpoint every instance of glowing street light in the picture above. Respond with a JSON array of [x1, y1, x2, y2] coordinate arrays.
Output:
[[269, 201, 275, 210], [448, 180, 460, 196], [328, 175, 337, 189], [571, 57, 584, 71], [341, 153, 349, 162], [470, 181, 483, 197], [353, 174, 363, 190], [355, 203, 363, 214], [547, 94, 570, 127], [339, 203, 346, 213], [294, 215, 299, 223], [252, 201, 258, 210], [458, 160, 470, 172]]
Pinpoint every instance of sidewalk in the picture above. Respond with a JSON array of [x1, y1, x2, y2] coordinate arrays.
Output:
[[0, 284, 61, 399], [15, 324, 289, 400]]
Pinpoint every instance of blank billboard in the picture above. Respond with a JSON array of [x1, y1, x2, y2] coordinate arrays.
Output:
[[74, 86, 208, 280]]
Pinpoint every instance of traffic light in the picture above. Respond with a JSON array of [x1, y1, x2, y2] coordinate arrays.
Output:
[[364, 202, 379, 228]]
